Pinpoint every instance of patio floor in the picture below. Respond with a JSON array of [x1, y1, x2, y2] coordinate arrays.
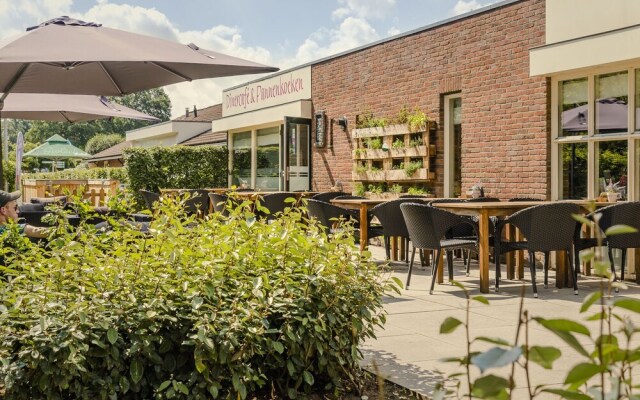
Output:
[[361, 245, 640, 399]]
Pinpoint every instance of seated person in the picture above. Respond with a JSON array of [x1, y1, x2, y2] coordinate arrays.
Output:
[[0, 190, 49, 239]]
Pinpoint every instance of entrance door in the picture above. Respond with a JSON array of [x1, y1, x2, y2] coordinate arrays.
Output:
[[283, 117, 311, 191], [444, 94, 462, 197]]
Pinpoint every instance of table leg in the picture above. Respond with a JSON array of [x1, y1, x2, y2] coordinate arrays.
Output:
[[555, 251, 568, 288], [478, 210, 490, 293], [359, 205, 368, 252], [437, 251, 444, 284]]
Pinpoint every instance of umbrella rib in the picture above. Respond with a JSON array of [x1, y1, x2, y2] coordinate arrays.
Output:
[[0, 63, 29, 103], [150, 62, 192, 82], [58, 111, 73, 123], [98, 62, 125, 95]]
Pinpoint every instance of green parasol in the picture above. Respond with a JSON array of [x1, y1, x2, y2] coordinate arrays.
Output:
[[24, 134, 91, 171]]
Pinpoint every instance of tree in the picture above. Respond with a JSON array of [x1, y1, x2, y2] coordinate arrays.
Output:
[[85, 134, 125, 155], [24, 88, 171, 149]]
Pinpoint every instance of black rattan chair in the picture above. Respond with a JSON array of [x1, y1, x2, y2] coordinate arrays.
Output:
[[140, 190, 160, 211], [258, 192, 298, 221], [209, 193, 231, 217], [311, 191, 348, 202], [179, 189, 209, 217], [575, 202, 640, 286], [509, 197, 544, 202], [306, 199, 382, 243], [494, 203, 580, 297], [371, 198, 423, 260], [400, 203, 478, 293], [466, 197, 501, 203]]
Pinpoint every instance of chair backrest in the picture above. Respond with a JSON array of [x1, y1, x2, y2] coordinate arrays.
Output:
[[259, 192, 297, 220], [180, 189, 209, 216], [333, 195, 366, 200], [311, 191, 348, 202], [140, 190, 160, 211], [401, 203, 475, 250], [370, 198, 420, 238], [428, 198, 466, 205], [466, 197, 501, 202], [209, 193, 231, 217], [506, 202, 579, 252], [306, 199, 358, 232], [596, 201, 640, 249], [508, 197, 544, 202]]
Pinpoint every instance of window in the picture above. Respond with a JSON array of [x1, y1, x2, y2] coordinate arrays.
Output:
[[231, 131, 251, 187], [554, 69, 638, 200], [256, 127, 280, 190]]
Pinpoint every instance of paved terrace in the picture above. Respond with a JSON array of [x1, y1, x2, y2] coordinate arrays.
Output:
[[361, 245, 640, 399]]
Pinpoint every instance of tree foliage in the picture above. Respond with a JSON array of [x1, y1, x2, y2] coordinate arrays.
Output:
[[24, 88, 171, 149], [85, 133, 125, 155]]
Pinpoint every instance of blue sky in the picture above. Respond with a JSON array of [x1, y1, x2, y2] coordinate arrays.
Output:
[[0, 0, 498, 117]]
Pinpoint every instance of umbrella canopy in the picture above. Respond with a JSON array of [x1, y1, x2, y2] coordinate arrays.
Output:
[[0, 16, 279, 96], [562, 98, 639, 132], [24, 134, 91, 160], [1, 94, 159, 122]]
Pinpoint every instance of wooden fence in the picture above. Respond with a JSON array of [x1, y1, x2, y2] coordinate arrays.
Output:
[[22, 179, 120, 207]]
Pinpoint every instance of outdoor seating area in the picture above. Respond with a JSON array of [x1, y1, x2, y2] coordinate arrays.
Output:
[[4, 2, 640, 398]]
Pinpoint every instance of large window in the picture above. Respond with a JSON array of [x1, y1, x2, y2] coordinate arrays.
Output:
[[555, 69, 638, 200], [231, 131, 252, 187], [256, 127, 280, 190]]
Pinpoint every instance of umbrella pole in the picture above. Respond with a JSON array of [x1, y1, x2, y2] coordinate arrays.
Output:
[[0, 107, 4, 190]]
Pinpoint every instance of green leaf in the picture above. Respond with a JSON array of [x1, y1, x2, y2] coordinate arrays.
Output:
[[605, 224, 638, 236], [573, 214, 591, 225], [303, 370, 314, 385], [191, 296, 204, 310], [471, 374, 509, 399], [158, 380, 171, 391], [174, 381, 189, 395], [107, 327, 118, 345], [564, 363, 606, 389], [542, 389, 591, 400], [472, 295, 489, 305], [552, 330, 590, 357], [580, 292, 602, 313], [471, 346, 522, 373], [130, 359, 144, 384], [534, 318, 590, 336], [528, 346, 561, 369], [614, 298, 640, 313], [473, 336, 511, 346], [119, 376, 130, 393], [272, 341, 285, 354], [440, 317, 463, 334]]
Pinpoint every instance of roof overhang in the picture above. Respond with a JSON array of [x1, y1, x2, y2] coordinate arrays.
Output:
[[530, 24, 640, 77]]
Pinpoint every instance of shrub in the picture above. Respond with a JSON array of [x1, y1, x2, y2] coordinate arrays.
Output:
[[23, 167, 128, 182], [0, 195, 398, 399], [124, 146, 228, 208], [85, 133, 124, 155]]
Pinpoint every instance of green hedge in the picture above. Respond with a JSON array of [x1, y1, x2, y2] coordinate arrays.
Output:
[[22, 167, 128, 182], [0, 197, 397, 399], [124, 146, 228, 206]]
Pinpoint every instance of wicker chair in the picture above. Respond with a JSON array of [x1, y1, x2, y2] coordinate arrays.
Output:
[[494, 203, 580, 297], [466, 197, 501, 202], [179, 189, 209, 217], [209, 193, 232, 217], [306, 199, 382, 243], [258, 192, 298, 221], [140, 190, 160, 211], [508, 197, 544, 202], [311, 191, 348, 202], [370, 198, 422, 261], [575, 202, 640, 286], [400, 203, 478, 294]]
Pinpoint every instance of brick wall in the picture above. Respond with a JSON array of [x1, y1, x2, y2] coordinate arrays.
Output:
[[311, 0, 548, 199]]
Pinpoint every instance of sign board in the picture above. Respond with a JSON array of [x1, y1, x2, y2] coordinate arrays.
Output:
[[223, 66, 311, 117]]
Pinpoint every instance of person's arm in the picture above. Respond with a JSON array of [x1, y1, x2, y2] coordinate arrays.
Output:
[[24, 224, 50, 239]]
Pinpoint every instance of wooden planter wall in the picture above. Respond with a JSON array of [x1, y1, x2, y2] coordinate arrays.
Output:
[[22, 179, 120, 206], [351, 123, 436, 184]]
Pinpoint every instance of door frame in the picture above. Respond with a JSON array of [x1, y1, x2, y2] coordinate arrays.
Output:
[[282, 117, 312, 191], [444, 93, 462, 198]]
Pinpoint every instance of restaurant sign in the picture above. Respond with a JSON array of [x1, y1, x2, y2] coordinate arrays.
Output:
[[222, 66, 311, 117]]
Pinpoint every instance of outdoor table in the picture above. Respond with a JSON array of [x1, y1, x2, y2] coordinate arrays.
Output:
[[433, 200, 614, 293]]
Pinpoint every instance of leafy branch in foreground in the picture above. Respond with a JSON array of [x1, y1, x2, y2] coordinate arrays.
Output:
[[434, 201, 639, 399]]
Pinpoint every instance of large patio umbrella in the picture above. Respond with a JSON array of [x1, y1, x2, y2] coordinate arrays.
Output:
[[562, 98, 640, 132], [0, 15, 279, 185], [1, 94, 159, 122], [23, 134, 91, 171]]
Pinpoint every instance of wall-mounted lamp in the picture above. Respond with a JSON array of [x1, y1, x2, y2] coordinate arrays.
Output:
[[337, 116, 348, 131]]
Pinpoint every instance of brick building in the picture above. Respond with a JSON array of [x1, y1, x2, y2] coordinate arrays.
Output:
[[210, 0, 639, 202]]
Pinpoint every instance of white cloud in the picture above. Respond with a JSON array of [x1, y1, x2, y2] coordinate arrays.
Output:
[[335, 0, 396, 20], [452, 0, 495, 16], [285, 17, 379, 67], [387, 27, 401, 37]]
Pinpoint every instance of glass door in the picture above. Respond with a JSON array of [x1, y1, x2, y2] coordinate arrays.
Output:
[[283, 117, 311, 191]]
